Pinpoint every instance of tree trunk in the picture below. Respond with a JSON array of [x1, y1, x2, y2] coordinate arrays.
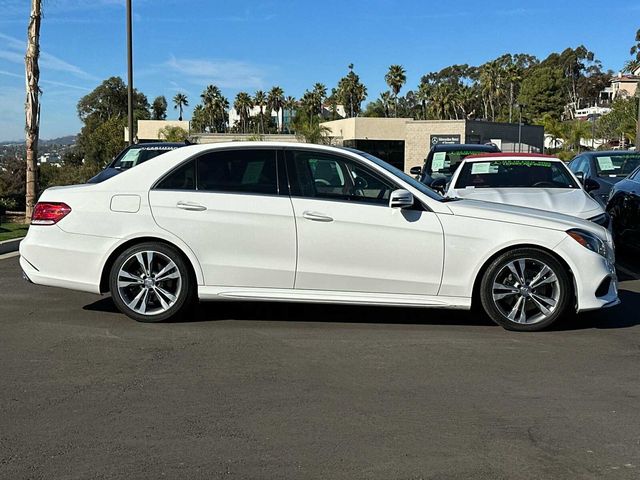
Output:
[[25, 0, 41, 223], [509, 82, 514, 123]]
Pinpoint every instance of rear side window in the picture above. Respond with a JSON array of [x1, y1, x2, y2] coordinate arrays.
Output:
[[155, 160, 196, 190], [196, 149, 277, 195]]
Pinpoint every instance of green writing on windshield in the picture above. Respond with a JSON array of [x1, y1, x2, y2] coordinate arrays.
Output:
[[492, 160, 553, 168]]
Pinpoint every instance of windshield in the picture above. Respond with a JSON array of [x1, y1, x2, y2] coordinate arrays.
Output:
[[454, 160, 579, 189], [594, 154, 640, 177], [425, 148, 499, 180], [112, 146, 177, 170], [347, 149, 445, 201]]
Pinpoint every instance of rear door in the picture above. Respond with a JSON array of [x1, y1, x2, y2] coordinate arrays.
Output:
[[149, 148, 296, 288]]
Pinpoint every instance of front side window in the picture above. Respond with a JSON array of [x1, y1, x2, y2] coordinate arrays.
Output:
[[197, 149, 277, 195], [454, 160, 579, 189], [287, 150, 395, 205]]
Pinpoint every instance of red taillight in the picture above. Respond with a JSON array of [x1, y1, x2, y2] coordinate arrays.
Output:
[[31, 202, 72, 225]]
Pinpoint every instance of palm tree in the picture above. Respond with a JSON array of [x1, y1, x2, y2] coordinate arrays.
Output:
[[416, 82, 431, 120], [312, 83, 327, 116], [385, 65, 407, 117], [283, 96, 297, 132], [173, 92, 188, 121], [25, 0, 42, 222], [201, 85, 221, 131], [627, 28, 640, 146], [379, 91, 393, 118], [253, 90, 266, 134], [267, 86, 285, 133], [505, 63, 522, 123], [233, 92, 253, 133]]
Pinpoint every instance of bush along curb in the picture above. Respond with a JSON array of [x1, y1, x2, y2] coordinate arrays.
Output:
[[0, 237, 23, 255]]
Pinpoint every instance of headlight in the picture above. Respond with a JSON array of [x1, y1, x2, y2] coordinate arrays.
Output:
[[588, 212, 610, 228], [567, 229, 607, 257]]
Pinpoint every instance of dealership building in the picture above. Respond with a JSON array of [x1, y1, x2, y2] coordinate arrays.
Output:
[[320, 118, 545, 172]]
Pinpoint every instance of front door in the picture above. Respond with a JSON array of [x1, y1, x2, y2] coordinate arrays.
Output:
[[149, 148, 296, 288], [286, 149, 444, 296]]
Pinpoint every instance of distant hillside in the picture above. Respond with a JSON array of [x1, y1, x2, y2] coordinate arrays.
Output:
[[0, 135, 76, 146]]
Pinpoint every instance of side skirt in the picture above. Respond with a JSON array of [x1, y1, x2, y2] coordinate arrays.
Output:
[[197, 286, 471, 309]]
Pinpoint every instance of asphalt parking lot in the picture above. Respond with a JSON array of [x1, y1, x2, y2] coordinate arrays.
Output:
[[1, 253, 640, 479]]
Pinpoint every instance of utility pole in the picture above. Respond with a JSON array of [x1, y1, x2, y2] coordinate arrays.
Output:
[[518, 104, 523, 152], [126, 0, 134, 145]]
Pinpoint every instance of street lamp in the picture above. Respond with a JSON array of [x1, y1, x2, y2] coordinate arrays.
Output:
[[126, 0, 134, 145], [517, 104, 526, 152]]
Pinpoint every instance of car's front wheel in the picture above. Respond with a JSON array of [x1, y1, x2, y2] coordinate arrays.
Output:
[[479, 248, 573, 331], [109, 242, 195, 323]]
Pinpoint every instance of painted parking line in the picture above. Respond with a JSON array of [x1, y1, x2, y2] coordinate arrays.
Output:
[[0, 251, 19, 261]]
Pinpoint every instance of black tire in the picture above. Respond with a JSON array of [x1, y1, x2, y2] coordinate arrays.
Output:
[[109, 241, 196, 323], [479, 248, 573, 332]]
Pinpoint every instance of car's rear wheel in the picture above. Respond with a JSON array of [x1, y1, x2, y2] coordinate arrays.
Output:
[[480, 248, 572, 331], [109, 242, 195, 323]]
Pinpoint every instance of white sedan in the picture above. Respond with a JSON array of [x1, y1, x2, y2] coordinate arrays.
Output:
[[20, 143, 618, 331], [445, 153, 609, 227]]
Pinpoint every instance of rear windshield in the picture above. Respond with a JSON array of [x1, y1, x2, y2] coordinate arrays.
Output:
[[112, 146, 177, 170], [454, 160, 579, 189], [425, 149, 499, 180], [594, 154, 640, 177]]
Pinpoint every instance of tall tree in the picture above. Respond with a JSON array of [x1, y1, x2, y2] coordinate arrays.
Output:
[[627, 28, 640, 147], [151, 95, 168, 120], [337, 64, 367, 117], [173, 92, 188, 121], [267, 86, 285, 132], [233, 92, 253, 133], [253, 90, 266, 133], [24, 0, 41, 222], [385, 64, 407, 117]]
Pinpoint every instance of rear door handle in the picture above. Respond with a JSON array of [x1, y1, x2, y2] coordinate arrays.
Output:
[[176, 201, 207, 211], [302, 211, 333, 222]]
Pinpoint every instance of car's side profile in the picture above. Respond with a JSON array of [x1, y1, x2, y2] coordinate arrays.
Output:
[[445, 153, 609, 228], [21, 143, 618, 331]]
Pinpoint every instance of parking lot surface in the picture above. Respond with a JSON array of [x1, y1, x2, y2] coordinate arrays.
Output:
[[1, 254, 640, 479]]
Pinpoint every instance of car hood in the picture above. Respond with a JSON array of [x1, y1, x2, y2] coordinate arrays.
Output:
[[447, 187, 603, 219], [445, 198, 610, 239]]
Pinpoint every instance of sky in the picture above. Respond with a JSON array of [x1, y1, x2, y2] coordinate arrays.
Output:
[[0, 0, 639, 141]]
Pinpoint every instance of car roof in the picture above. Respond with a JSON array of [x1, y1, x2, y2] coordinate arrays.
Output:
[[583, 150, 640, 157], [129, 142, 185, 149], [463, 153, 558, 162], [432, 143, 499, 152]]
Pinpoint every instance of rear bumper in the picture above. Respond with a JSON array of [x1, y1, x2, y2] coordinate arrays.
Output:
[[19, 225, 117, 294]]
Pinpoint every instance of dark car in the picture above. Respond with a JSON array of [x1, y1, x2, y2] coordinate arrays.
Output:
[[606, 166, 640, 250], [568, 150, 640, 207], [410, 143, 501, 190], [87, 142, 186, 183]]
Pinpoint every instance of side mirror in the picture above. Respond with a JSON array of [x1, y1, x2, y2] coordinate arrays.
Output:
[[575, 171, 584, 183], [409, 166, 422, 176], [389, 189, 414, 209], [583, 177, 600, 192], [430, 177, 447, 193]]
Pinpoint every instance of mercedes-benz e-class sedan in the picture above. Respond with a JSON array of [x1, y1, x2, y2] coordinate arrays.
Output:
[[20, 143, 618, 331]]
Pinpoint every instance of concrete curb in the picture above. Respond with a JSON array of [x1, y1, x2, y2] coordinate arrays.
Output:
[[0, 237, 23, 255]]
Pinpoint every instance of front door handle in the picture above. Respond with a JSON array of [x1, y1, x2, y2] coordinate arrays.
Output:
[[302, 211, 333, 222], [176, 201, 207, 211]]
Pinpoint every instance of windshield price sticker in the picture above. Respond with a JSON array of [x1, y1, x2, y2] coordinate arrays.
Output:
[[471, 162, 498, 174], [432, 152, 447, 171], [596, 156, 616, 171]]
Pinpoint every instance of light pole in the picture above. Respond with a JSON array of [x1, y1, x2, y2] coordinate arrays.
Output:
[[517, 104, 524, 152], [126, 0, 134, 145]]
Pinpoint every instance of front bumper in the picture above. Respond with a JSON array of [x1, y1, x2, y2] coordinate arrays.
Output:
[[554, 236, 619, 312]]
